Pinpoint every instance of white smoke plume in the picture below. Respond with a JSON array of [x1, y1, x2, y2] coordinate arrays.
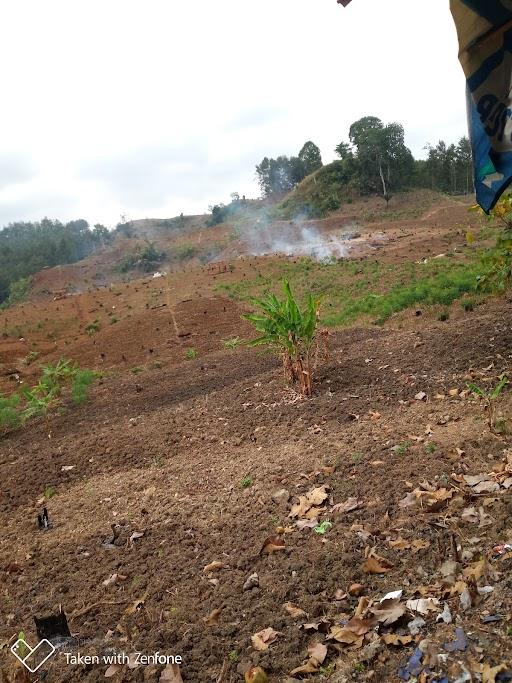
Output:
[[245, 216, 359, 261]]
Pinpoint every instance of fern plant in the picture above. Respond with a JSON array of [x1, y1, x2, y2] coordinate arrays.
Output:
[[244, 280, 319, 396]]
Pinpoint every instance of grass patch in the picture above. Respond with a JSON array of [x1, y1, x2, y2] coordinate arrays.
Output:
[[218, 254, 485, 327]]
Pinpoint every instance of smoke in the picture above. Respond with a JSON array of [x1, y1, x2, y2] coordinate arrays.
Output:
[[245, 215, 359, 261]]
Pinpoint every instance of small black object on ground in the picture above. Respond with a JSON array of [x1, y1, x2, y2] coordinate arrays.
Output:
[[37, 508, 51, 530]]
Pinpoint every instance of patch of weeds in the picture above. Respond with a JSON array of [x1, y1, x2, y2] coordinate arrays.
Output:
[[438, 310, 450, 322], [174, 243, 198, 261], [131, 367, 143, 374], [44, 485, 56, 499], [0, 393, 22, 431], [393, 441, 411, 455], [462, 299, 475, 312], [353, 662, 365, 673], [228, 650, 239, 663], [85, 319, 101, 335], [351, 451, 363, 465], [424, 442, 437, 454], [110, 316, 118, 324], [240, 475, 253, 489], [185, 347, 198, 360], [25, 350, 40, 365], [222, 336, 243, 349], [72, 369, 96, 405]]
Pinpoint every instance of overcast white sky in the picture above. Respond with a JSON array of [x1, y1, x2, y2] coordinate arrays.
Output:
[[0, 0, 466, 227]]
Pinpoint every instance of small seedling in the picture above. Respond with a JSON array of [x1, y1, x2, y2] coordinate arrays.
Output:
[[240, 475, 253, 489], [223, 336, 242, 349], [185, 347, 198, 360], [228, 650, 239, 663], [314, 520, 333, 535], [353, 662, 365, 673], [424, 442, 437, 454], [319, 662, 335, 676], [351, 452, 363, 465], [467, 375, 509, 434]]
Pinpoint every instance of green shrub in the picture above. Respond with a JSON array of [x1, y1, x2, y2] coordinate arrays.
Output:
[[174, 244, 198, 261], [0, 393, 22, 431], [0, 277, 31, 309], [0, 360, 97, 433], [72, 369, 96, 405]]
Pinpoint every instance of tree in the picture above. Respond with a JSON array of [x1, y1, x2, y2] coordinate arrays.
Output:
[[456, 136, 473, 194], [348, 116, 414, 204], [255, 156, 297, 196], [335, 141, 353, 160], [298, 141, 323, 175]]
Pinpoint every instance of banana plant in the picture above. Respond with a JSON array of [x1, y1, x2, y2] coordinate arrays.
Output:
[[244, 280, 319, 396]]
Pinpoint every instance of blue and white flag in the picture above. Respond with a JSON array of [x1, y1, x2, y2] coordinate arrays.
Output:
[[450, 1, 512, 211], [339, 0, 512, 212]]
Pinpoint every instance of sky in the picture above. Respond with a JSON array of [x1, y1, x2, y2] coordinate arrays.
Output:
[[0, 0, 467, 228]]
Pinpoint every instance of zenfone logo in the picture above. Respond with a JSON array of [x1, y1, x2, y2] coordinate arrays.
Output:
[[10, 637, 56, 672]]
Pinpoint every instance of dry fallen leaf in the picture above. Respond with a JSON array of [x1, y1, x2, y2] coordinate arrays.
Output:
[[332, 497, 364, 514], [363, 555, 394, 574], [203, 561, 226, 573], [251, 627, 281, 651], [388, 537, 411, 550], [260, 535, 286, 555], [327, 626, 364, 648], [345, 616, 372, 636], [245, 667, 269, 683], [125, 593, 148, 615], [160, 664, 184, 682], [300, 617, 331, 633], [406, 598, 440, 615], [290, 642, 328, 675], [105, 664, 122, 678], [463, 558, 486, 582], [283, 602, 308, 619], [203, 608, 222, 626], [382, 634, 413, 646], [370, 598, 405, 626], [411, 539, 430, 553], [482, 664, 509, 683], [289, 485, 330, 519]]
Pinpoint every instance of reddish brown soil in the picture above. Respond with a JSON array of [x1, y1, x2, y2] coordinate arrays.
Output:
[[1, 307, 512, 682], [1, 194, 511, 682]]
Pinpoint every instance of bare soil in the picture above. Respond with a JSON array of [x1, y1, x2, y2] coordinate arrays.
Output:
[[1, 195, 511, 682]]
